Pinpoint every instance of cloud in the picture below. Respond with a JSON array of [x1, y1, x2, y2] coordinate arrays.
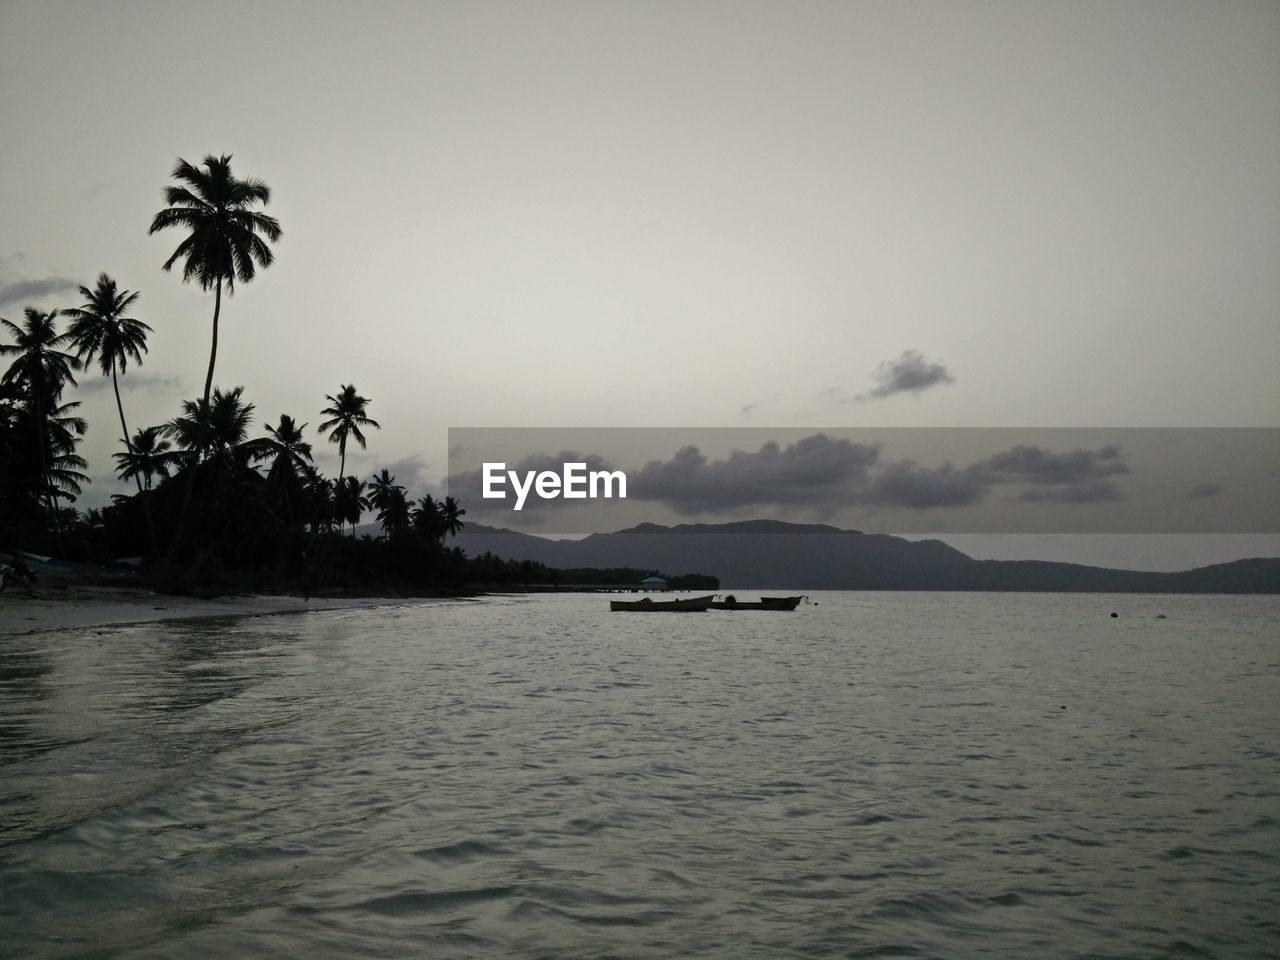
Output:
[[981, 444, 1129, 485], [738, 391, 783, 419], [0, 277, 80, 310], [1187, 482, 1223, 498], [863, 350, 955, 399], [630, 434, 881, 514], [628, 437, 1131, 512], [868, 460, 991, 508]]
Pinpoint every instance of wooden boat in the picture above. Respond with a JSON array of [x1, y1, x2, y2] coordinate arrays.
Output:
[[609, 595, 716, 612], [709, 595, 804, 611]]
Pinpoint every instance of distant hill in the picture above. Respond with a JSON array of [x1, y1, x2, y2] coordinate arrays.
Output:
[[453, 521, 1280, 593]]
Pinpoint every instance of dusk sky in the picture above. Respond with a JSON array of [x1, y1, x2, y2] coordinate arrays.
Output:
[[2, 0, 1277, 568]]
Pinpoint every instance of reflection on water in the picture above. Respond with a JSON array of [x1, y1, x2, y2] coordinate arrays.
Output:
[[1, 593, 1277, 958]]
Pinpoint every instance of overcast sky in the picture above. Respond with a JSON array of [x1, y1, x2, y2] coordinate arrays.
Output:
[[2, 0, 1277, 568]]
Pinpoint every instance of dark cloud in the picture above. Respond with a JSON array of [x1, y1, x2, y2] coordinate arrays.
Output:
[[629, 434, 881, 514], [628, 437, 1130, 512], [864, 350, 955, 399], [1187, 482, 1223, 498], [982, 444, 1128, 485], [0, 276, 80, 309], [868, 460, 991, 508]]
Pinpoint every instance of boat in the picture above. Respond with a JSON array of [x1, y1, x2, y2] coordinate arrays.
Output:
[[609, 595, 716, 612], [709, 595, 804, 611]]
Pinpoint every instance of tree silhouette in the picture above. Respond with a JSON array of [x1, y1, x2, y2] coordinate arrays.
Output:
[[440, 495, 466, 538], [0, 308, 81, 531], [114, 426, 173, 492], [317, 385, 380, 491], [262, 414, 313, 528], [165, 386, 270, 477], [368, 468, 409, 538], [66, 274, 158, 554], [334, 475, 369, 536], [149, 154, 281, 545], [412, 493, 446, 542]]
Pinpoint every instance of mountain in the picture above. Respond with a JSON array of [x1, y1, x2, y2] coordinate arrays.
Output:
[[453, 521, 1280, 593]]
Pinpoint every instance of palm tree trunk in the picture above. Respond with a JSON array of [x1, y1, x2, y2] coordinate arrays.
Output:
[[167, 276, 222, 561], [113, 362, 160, 558], [337, 439, 346, 535]]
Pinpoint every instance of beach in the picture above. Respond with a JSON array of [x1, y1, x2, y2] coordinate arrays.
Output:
[[0, 583, 445, 637]]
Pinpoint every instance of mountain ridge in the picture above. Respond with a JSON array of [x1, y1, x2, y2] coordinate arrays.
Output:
[[454, 520, 1279, 593]]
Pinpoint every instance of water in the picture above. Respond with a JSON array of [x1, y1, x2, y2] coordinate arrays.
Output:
[[1, 592, 1277, 959]]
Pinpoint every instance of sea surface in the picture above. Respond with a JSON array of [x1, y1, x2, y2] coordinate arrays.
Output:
[[1, 591, 1277, 959]]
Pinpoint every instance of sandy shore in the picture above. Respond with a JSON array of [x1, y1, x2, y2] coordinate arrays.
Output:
[[0, 585, 451, 636]]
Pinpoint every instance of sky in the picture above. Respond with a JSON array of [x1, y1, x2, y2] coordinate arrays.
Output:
[[2, 0, 1277, 569]]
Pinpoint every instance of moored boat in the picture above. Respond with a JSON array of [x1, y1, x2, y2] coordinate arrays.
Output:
[[709, 595, 804, 611], [609, 595, 716, 612]]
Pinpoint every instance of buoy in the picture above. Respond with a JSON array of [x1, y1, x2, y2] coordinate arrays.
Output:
[[1110, 612, 1118, 618]]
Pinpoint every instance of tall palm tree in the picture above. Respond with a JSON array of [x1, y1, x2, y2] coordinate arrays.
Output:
[[0, 308, 80, 527], [65, 274, 158, 553], [317, 385, 380, 490], [149, 154, 281, 538]]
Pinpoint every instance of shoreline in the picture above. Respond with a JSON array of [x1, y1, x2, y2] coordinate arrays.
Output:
[[0, 585, 471, 637]]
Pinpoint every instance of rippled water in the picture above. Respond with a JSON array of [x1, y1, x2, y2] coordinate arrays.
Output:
[[1, 591, 1277, 959]]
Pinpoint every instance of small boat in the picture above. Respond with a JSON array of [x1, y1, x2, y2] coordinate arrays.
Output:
[[610, 595, 716, 612], [709, 595, 804, 611]]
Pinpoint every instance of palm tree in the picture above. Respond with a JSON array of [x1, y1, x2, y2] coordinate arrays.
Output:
[[261, 414, 313, 527], [165, 386, 270, 475], [114, 426, 173, 491], [440, 495, 466, 539], [149, 154, 281, 538], [367, 468, 408, 538], [300, 464, 336, 534], [334, 475, 369, 537], [412, 493, 446, 542], [65, 274, 157, 553], [34, 399, 90, 518], [317, 385, 380, 489], [0, 308, 80, 528]]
